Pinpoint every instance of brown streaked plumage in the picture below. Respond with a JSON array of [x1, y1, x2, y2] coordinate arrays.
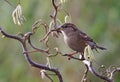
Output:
[[58, 23, 106, 55]]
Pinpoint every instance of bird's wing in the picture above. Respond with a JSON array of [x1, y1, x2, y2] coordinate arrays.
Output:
[[78, 30, 94, 42]]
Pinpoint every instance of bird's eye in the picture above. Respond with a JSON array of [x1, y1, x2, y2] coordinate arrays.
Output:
[[64, 25, 68, 28]]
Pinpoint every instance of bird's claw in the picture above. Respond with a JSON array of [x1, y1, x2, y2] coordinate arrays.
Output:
[[62, 54, 72, 60], [62, 54, 68, 56]]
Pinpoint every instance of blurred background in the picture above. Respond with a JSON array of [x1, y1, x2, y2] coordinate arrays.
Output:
[[0, 0, 120, 82]]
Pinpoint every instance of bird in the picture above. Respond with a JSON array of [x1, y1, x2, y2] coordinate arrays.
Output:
[[57, 23, 106, 57]]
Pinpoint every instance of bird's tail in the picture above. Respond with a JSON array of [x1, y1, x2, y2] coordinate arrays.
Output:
[[96, 45, 106, 50], [88, 41, 106, 50]]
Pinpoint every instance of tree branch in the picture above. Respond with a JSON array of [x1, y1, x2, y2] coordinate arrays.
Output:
[[83, 60, 113, 82], [110, 67, 120, 80], [0, 27, 23, 42], [51, 0, 59, 29], [27, 33, 50, 54], [81, 64, 89, 82], [0, 27, 63, 82]]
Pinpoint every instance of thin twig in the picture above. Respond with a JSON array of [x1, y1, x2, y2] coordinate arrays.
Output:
[[0, 27, 23, 42], [4, 0, 15, 8], [81, 64, 89, 82], [48, 47, 60, 57], [32, 22, 50, 47], [110, 67, 120, 80], [27, 33, 49, 54], [45, 72, 54, 82], [51, 0, 58, 29], [83, 60, 113, 82], [0, 26, 63, 82], [39, 29, 58, 42]]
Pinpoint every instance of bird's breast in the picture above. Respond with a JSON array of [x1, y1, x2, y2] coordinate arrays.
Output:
[[61, 31, 87, 52], [61, 31, 68, 44]]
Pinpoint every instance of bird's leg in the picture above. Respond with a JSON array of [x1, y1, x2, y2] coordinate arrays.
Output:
[[63, 51, 78, 60], [80, 52, 85, 60], [63, 51, 78, 56]]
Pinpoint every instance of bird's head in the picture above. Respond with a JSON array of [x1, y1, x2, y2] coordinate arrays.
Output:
[[57, 23, 77, 34]]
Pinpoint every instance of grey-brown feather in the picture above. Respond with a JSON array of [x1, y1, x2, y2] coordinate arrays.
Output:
[[60, 23, 106, 53]]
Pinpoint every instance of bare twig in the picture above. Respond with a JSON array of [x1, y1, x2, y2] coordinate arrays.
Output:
[[32, 21, 50, 47], [4, 0, 15, 8], [44, 72, 54, 82], [110, 67, 120, 80], [0, 27, 22, 42], [81, 64, 89, 82], [32, 22, 49, 34], [0, 27, 63, 82], [83, 60, 113, 82], [27, 33, 50, 54], [39, 29, 58, 42], [51, 0, 59, 29], [38, 0, 61, 48]]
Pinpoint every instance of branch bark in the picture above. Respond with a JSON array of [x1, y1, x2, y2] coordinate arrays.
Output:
[[0, 27, 63, 82], [83, 60, 114, 82]]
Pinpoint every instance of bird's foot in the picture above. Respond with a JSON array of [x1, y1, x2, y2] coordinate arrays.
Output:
[[62, 54, 72, 60], [62, 51, 78, 60], [62, 54, 69, 56]]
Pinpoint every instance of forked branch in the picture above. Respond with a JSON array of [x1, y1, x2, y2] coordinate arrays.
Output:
[[0, 27, 63, 82]]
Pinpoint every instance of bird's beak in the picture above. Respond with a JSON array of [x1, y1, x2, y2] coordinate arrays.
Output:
[[56, 25, 63, 31], [55, 26, 63, 33]]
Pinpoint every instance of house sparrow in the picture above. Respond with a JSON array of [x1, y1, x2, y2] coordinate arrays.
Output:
[[57, 23, 106, 56]]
